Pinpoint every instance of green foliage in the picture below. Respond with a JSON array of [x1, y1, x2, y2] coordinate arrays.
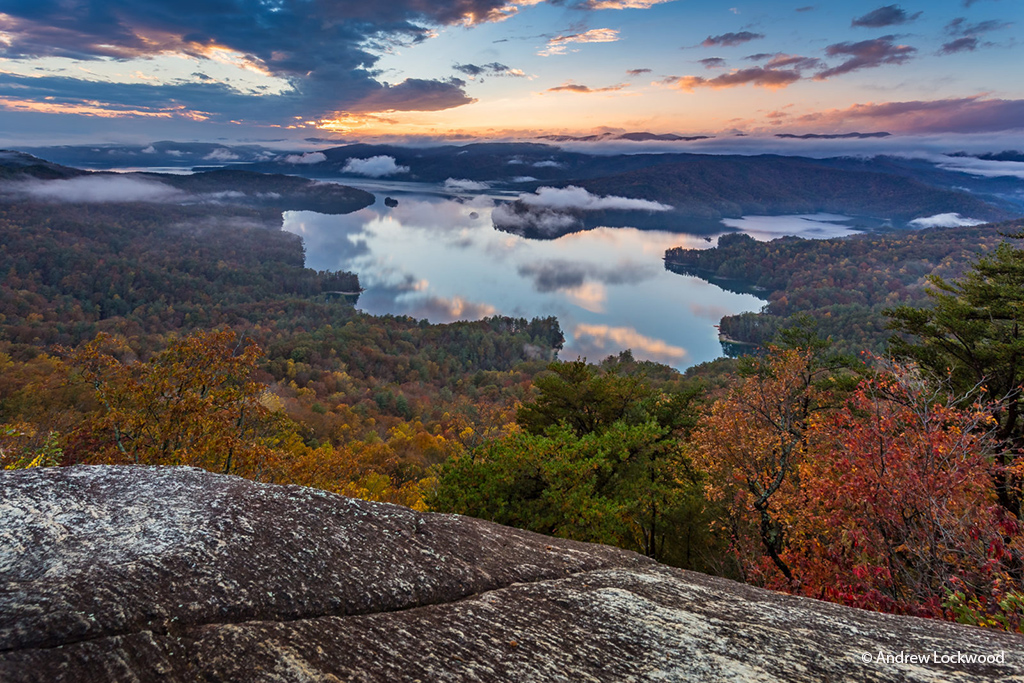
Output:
[[0, 199, 358, 351], [432, 360, 706, 564], [1, 424, 62, 469], [944, 588, 1024, 633], [888, 237, 1024, 518], [665, 221, 1022, 354]]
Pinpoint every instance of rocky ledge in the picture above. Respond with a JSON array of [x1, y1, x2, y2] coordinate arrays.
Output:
[[1, 465, 1022, 682]]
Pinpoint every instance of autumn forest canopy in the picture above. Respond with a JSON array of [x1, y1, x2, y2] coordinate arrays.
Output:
[[6, 158, 1024, 634]]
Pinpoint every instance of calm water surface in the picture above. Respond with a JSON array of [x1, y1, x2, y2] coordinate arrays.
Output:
[[284, 188, 858, 370]]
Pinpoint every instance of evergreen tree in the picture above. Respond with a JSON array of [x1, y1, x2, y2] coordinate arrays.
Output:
[[888, 238, 1024, 518]]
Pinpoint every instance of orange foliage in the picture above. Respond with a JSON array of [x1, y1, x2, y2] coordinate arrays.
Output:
[[63, 330, 288, 479], [695, 348, 1024, 628]]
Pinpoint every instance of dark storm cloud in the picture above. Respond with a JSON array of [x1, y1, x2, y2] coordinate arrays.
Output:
[[701, 31, 765, 47], [851, 5, 922, 28], [0, 0, 520, 121], [815, 36, 916, 80]]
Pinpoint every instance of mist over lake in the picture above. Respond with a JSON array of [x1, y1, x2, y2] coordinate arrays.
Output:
[[283, 189, 861, 369]]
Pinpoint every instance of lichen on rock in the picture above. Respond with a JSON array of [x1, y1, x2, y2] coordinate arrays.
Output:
[[1, 465, 1022, 681]]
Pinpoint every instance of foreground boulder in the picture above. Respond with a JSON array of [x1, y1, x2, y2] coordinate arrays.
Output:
[[1, 466, 1022, 682]]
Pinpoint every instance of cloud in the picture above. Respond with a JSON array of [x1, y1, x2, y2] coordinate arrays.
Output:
[[851, 5, 922, 28], [794, 96, 1024, 134], [940, 17, 1011, 54], [10, 175, 183, 203], [532, 160, 565, 168], [626, 68, 652, 76], [282, 152, 327, 164], [341, 155, 410, 177], [545, 82, 627, 93], [795, 5, 816, 11], [815, 36, 916, 80], [940, 37, 981, 54], [946, 18, 1012, 35], [701, 31, 764, 47], [764, 54, 821, 70], [0, 0, 513, 123], [571, 323, 687, 363], [540, 28, 620, 56], [576, 0, 677, 8], [776, 132, 890, 139], [934, 156, 1024, 179], [493, 186, 670, 237], [518, 185, 672, 211], [699, 57, 727, 68], [673, 52, 821, 91], [348, 78, 474, 113], [908, 213, 986, 228], [203, 148, 240, 162], [443, 178, 491, 191], [453, 62, 527, 79], [671, 67, 802, 91], [492, 204, 582, 235]]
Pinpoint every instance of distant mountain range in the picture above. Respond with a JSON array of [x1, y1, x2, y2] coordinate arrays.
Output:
[[8, 141, 1024, 237], [0, 150, 87, 180], [17, 141, 279, 170], [0, 151, 373, 216], [536, 132, 713, 142], [233, 142, 1020, 232]]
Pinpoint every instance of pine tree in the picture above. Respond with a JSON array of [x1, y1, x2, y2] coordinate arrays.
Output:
[[888, 238, 1024, 518]]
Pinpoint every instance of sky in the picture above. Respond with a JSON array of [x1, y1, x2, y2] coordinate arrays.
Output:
[[0, 0, 1021, 146]]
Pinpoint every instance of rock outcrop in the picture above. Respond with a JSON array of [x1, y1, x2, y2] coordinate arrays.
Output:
[[2, 465, 1022, 682]]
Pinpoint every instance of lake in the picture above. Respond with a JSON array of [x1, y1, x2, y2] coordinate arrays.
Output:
[[284, 186, 859, 370]]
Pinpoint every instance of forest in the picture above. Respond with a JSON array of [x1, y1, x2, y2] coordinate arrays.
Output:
[[666, 220, 1024, 354], [5, 187, 1024, 633]]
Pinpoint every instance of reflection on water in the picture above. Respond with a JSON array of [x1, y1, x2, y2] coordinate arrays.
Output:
[[284, 195, 836, 369]]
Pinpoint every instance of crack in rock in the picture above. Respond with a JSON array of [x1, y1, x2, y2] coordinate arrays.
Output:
[[2, 465, 1023, 682]]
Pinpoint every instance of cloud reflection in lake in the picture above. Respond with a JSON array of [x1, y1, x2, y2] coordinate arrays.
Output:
[[284, 193, 764, 369]]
